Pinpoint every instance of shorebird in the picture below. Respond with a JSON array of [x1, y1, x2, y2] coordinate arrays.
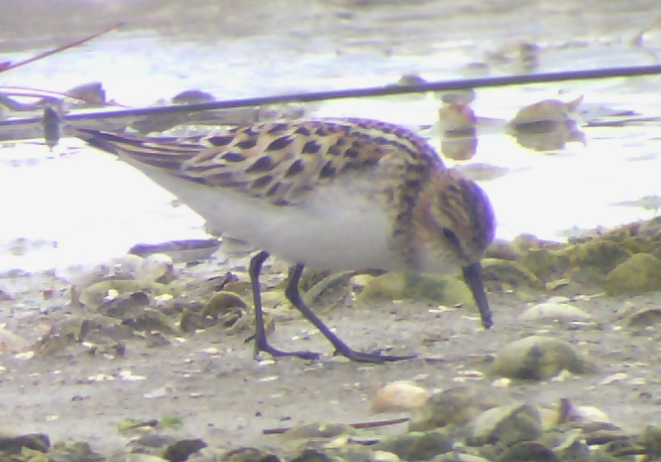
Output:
[[75, 117, 496, 363]]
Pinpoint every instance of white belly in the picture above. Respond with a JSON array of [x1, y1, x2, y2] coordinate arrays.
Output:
[[127, 159, 402, 271]]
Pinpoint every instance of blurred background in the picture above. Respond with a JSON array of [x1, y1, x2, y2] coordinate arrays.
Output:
[[1, 0, 660, 272]]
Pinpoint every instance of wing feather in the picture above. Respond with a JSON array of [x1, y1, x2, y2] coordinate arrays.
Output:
[[75, 118, 443, 205]]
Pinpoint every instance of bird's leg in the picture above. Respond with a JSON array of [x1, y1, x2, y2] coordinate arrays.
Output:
[[249, 251, 320, 360], [285, 264, 415, 363]]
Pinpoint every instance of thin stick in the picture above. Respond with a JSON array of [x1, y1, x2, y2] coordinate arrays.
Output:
[[2, 64, 661, 129], [0, 22, 124, 74], [262, 417, 410, 435]]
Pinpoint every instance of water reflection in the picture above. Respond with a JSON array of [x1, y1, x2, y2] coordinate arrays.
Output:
[[0, 0, 660, 271]]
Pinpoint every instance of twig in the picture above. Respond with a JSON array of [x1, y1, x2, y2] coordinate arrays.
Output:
[[2, 64, 661, 129], [262, 417, 410, 435], [0, 22, 124, 74]]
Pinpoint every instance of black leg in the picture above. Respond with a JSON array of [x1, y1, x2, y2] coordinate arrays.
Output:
[[249, 251, 320, 360], [285, 264, 415, 363]]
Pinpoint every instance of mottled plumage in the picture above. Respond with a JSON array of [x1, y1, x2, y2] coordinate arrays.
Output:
[[75, 117, 496, 363]]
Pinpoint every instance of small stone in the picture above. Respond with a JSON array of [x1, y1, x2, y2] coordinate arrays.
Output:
[[409, 385, 505, 431], [605, 253, 661, 294], [0, 328, 30, 353], [0, 289, 13, 301], [369, 450, 400, 462], [625, 307, 661, 328], [376, 430, 454, 461], [358, 273, 474, 306], [372, 381, 431, 413], [485, 239, 520, 261], [491, 335, 594, 380], [465, 403, 544, 447], [481, 259, 544, 289], [518, 302, 593, 323]]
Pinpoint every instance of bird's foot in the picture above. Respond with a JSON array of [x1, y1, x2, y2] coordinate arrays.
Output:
[[334, 347, 415, 364], [253, 337, 321, 361]]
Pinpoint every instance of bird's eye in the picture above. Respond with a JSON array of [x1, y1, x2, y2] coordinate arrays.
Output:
[[442, 228, 457, 241]]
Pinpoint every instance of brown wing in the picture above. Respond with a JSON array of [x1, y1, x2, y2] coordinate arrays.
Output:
[[75, 118, 444, 205]]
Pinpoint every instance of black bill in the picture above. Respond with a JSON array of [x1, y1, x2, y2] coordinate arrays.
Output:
[[462, 261, 493, 329]]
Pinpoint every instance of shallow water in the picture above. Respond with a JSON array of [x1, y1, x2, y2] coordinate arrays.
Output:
[[1, 0, 661, 272]]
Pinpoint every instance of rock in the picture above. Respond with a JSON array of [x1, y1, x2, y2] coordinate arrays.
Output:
[[0, 327, 30, 352], [508, 99, 579, 127], [46, 441, 105, 462], [491, 336, 594, 380], [358, 273, 474, 307], [135, 254, 176, 284], [535, 429, 590, 461], [79, 280, 174, 308], [568, 406, 611, 424], [641, 423, 661, 460], [485, 239, 520, 261], [494, 440, 559, 462], [162, 439, 208, 462], [481, 259, 543, 289], [376, 430, 454, 461], [0, 433, 50, 455], [290, 449, 333, 462], [223, 447, 282, 462], [556, 240, 631, 275], [409, 386, 504, 431], [201, 291, 248, 318], [625, 307, 661, 328], [97, 292, 151, 319], [465, 403, 544, 447], [369, 450, 400, 462], [432, 454, 492, 462], [518, 302, 593, 323], [605, 253, 661, 295], [372, 381, 431, 413], [0, 288, 13, 301], [517, 248, 560, 280]]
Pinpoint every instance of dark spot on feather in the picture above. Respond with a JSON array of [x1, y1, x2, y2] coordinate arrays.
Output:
[[294, 126, 311, 136], [448, 184, 460, 193], [204, 171, 233, 184], [336, 138, 347, 146], [246, 156, 273, 173], [302, 140, 321, 154], [208, 135, 233, 147], [267, 123, 289, 134], [344, 148, 359, 158], [266, 182, 281, 197], [319, 161, 336, 179], [315, 127, 328, 136], [222, 151, 245, 162], [285, 159, 305, 177], [236, 138, 258, 149], [267, 136, 294, 151], [351, 140, 361, 148], [244, 127, 261, 136], [252, 175, 273, 189], [328, 145, 341, 156]]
